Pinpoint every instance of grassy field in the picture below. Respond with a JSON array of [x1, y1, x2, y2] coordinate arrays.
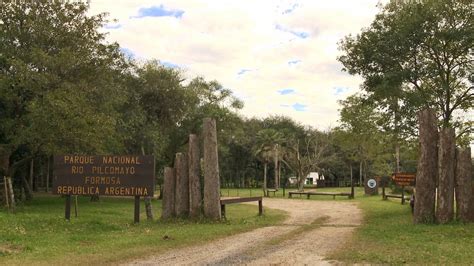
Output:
[[0, 194, 286, 265]]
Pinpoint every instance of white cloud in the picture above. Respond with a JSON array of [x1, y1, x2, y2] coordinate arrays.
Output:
[[88, 0, 383, 130]]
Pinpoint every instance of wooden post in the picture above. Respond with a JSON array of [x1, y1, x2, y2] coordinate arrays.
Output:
[[455, 148, 472, 222], [382, 182, 386, 200], [65, 195, 71, 221], [436, 128, 455, 224], [174, 153, 189, 217], [162, 167, 176, 219], [74, 196, 78, 217], [134, 196, 140, 223], [188, 134, 202, 218], [401, 186, 405, 205], [414, 109, 438, 224], [258, 199, 263, 215], [203, 118, 221, 220]]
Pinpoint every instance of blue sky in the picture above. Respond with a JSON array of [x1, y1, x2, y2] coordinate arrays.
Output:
[[278, 88, 295, 95], [89, 0, 383, 129], [132, 5, 184, 19]]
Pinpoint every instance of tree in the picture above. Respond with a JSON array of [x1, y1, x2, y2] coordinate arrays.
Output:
[[338, 95, 383, 185], [253, 129, 284, 195], [0, 1, 127, 199], [339, 0, 473, 134], [282, 129, 334, 191]]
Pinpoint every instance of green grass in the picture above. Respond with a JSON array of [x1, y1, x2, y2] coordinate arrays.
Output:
[[0, 194, 287, 265], [325, 188, 474, 264]]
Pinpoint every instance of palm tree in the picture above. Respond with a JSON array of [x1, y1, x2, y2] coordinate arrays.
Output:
[[253, 129, 284, 196]]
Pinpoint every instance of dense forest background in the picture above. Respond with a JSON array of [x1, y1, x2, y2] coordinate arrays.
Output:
[[0, 1, 471, 201]]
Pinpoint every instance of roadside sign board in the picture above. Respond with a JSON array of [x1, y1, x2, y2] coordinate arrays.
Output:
[[391, 172, 415, 186], [53, 155, 155, 197]]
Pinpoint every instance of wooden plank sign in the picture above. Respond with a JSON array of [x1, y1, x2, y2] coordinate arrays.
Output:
[[53, 155, 155, 197], [391, 172, 416, 186]]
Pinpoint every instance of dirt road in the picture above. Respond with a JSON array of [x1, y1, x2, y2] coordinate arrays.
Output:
[[127, 198, 362, 265]]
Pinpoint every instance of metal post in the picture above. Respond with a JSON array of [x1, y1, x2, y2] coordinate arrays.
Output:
[[65, 195, 71, 221], [134, 196, 140, 223]]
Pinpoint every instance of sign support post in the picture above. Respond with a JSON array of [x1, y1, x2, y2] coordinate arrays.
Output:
[[401, 186, 405, 205], [134, 196, 140, 223], [65, 195, 71, 221]]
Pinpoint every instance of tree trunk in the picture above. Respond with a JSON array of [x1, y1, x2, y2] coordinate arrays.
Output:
[[174, 153, 189, 218], [29, 159, 34, 192], [414, 109, 438, 224], [6, 177, 15, 210], [21, 175, 33, 201], [278, 160, 281, 189], [46, 156, 50, 192], [140, 146, 153, 220], [262, 163, 267, 196], [436, 128, 455, 224], [359, 161, 363, 187], [158, 185, 163, 200], [203, 118, 221, 220], [144, 197, 153, 220], [298, 172, 306, 191], [395, 143, 401, 173], [274, 145, 279, 190], [454, 148, 472, 222], [162, 167, 175, 219], [350, 164, 354, 199], [188, 134, 202, 218]]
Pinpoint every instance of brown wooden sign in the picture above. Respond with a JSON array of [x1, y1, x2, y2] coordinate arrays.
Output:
[[391, 172, 416, 186], [53, 155, 155, 197]]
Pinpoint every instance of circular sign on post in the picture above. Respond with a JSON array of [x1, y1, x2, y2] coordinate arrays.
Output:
[[367, 178, 377, 189]]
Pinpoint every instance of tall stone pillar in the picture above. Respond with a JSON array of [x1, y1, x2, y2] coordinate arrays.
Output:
[[203, 118, 221, 220]]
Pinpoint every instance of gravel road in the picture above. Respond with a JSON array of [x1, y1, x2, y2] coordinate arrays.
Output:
[[127, 198, 362, 265]]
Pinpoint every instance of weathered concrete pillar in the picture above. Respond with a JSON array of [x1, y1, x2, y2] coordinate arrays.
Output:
[[203, 118, 221, 220], [436, 128, 455, 224], [455, 148, 472, 222], [162, 167, 175, 219], [414, 109, 438, 224], [174, 153, 189, 217], [188, 134, 202, 218]]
